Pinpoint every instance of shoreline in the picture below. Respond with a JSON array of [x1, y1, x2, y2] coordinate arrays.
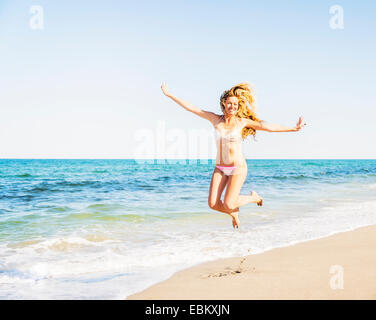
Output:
[[126, 225, 376, 300]]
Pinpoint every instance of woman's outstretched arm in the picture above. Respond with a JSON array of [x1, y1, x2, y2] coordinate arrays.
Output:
[[242, 116, 306, 132], [161, 82, 219, 124]]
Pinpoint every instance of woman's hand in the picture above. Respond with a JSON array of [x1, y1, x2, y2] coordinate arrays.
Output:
[[292, 116, 306, 131], [161, 82, 171, 97], [159, 83, 219, 123]]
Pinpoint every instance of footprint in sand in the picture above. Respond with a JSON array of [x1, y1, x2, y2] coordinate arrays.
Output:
[[201, 253, 254, 278]]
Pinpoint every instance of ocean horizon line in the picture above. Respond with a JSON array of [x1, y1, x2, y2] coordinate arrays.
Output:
[[1, 158, 376, 161]]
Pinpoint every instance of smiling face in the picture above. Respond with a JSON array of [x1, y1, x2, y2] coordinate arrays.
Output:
[[223, 96, 239, 115]]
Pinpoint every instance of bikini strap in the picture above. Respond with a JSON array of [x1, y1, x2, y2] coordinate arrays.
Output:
[[235, 116, 241, 128], [235, 117, 243, 138]]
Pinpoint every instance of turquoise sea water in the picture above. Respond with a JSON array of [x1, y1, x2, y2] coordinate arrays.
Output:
[[0, 159, 376, 299]]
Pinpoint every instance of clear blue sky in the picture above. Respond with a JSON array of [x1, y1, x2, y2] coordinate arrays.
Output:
[[1, 0, 375, 159]]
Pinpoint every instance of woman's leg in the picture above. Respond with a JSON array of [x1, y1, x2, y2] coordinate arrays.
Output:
[[208, 168, 237, 215], [223, 169, 248, 211], [237, 191, 263, 207], [222, 168, 249, 228], [223, 166, 262, 210]]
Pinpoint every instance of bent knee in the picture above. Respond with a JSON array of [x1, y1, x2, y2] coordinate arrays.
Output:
[[223, 200, 237, 211], [208, 199, 217, 209]]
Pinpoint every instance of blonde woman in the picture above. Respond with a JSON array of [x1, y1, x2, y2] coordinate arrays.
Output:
[[161, 82, 306, 229]]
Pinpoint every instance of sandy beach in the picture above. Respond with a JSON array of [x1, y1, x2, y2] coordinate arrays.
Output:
[[127, 225, 376, 300]]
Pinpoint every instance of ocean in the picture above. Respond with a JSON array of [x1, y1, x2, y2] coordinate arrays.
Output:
[[0, 159, 375, 299]]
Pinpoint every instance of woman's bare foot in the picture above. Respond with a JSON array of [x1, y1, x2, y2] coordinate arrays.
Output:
[[251, 191, 263, 206], [230, 211, 240, 229]]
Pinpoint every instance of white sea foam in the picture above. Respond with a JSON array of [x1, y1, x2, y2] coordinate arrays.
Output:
[[1, 199, 375, 299]]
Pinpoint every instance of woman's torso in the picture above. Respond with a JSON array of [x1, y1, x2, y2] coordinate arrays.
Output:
[[214, 115, 247, 169]]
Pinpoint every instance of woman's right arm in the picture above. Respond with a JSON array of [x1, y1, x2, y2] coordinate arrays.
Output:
[[161, 82, 219, 124]]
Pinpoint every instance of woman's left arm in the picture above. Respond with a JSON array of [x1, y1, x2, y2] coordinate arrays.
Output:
[[243, 116, 306, 132]]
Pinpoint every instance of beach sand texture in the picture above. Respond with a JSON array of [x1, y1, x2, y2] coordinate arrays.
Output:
[[127, 225, 376, 300]]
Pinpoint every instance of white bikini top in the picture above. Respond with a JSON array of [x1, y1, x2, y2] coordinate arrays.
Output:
[[214, 115, 242, 143]]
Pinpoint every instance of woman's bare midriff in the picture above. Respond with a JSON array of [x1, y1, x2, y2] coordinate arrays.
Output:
[[215, 141, 247, 175]]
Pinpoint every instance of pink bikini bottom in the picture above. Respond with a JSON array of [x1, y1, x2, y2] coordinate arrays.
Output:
[[215, 165, 238, 176]]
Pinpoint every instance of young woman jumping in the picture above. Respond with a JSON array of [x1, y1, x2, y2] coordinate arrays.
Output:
[[161, 82, 306, 229]]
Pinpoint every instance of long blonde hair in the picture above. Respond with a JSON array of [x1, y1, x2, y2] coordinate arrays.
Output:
[[220, 82, 260, 139]]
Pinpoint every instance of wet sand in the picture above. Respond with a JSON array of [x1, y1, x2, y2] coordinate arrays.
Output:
[[127, 225, 376, 300]]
